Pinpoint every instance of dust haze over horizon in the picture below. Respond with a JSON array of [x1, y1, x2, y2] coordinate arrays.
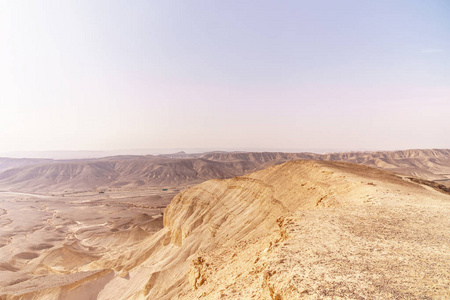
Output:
[[1, 1, 449, 154]]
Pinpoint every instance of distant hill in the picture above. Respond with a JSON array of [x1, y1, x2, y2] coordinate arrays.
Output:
[[0, 157, 53, 173], [202, 149, 450, 183], [0, 156, 258, 193], [0, 149, 449, 193]]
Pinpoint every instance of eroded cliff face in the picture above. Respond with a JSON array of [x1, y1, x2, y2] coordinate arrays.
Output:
[[164, 161, 450, 299], [3, 160, 449, 299], [162, 160, 379, 250]]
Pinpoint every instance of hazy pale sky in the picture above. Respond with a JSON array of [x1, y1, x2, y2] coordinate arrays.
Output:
[[1, 0, 449, 153]]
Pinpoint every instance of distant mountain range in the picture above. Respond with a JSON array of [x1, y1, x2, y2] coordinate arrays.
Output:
[[0, 148, 359, 160], [0, 149, 449, 193]]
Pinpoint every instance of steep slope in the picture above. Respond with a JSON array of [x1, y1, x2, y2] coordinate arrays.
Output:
[[2, 161, 442, 299]]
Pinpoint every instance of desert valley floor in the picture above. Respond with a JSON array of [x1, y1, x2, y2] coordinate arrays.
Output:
[[0, 150, 449, 299], [0, 188, 177, 298]]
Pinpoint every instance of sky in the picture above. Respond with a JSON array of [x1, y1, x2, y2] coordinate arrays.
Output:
[[1, 0, 449, 154]]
